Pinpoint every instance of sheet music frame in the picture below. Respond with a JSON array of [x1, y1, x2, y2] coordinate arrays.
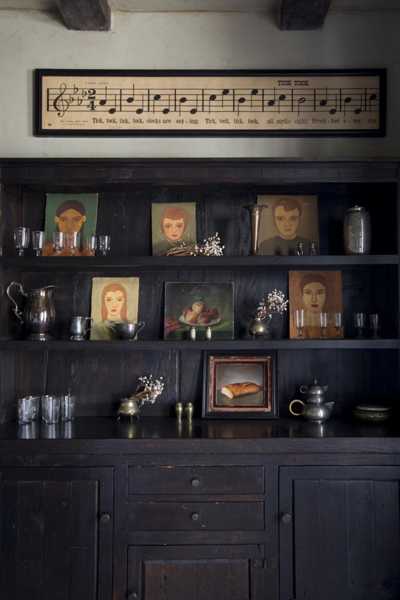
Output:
[[34, 68, 386, 138]]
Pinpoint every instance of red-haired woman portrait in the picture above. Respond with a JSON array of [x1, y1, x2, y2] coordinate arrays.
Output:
[[152, 202, 197, 255], [90, 277, 140, 340], [101, 282, 128, 322]]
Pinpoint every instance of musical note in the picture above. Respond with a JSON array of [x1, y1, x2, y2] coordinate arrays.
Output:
[[237, 96, 246, 115], [99, 88, 108, 107], [296, 96, 306, 115], [126, 85, 135, 104]]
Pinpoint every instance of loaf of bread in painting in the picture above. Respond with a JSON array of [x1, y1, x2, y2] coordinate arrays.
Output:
[[221, 382, 262, 399]]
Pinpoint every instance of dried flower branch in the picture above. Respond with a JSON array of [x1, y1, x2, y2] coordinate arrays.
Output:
[[166, 233, 224, 257], [255, 289, 289, 319], [135, 374, 165, 405]]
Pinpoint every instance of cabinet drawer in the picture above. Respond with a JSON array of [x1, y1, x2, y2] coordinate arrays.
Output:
[[128, 465, 264, 495], [128, 501, 264, 531]]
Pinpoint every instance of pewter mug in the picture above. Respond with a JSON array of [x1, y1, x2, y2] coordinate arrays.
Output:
[[6, 281, 56, 341], [70, 316, 92, 341]]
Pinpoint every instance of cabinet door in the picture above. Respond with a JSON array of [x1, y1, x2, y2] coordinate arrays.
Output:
[[0, 467, 113, 600], [127, 545, 267, 600], [280, 466, 400, 600]]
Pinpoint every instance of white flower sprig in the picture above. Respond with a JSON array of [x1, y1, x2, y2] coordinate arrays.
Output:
[[166, 233, 224, 257], [135, 375, 165, 405], [255, 289, 289, 319], [194, 233, 224, 257]]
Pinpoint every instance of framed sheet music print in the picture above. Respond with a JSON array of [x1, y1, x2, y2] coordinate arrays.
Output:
[[34, 68, 386, 137]]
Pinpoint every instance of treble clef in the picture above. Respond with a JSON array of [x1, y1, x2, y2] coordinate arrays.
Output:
[[53, 83, 70, 117]]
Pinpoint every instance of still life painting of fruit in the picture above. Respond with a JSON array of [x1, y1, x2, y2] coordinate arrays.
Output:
[[164, 282, 234, 340]]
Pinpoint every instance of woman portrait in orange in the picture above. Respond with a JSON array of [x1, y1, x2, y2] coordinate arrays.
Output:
[[101, 282, 128, 322]]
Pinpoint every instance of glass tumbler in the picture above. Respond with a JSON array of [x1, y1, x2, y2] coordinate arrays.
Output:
[[295, 309, 305, 338], [334, 312, 343, 337], [60, 394, 76, 422], [32, 230, 45, 256], [369, 313, 380, 338], [53, 231, 65, 254], [354, 312, 367, 338], [64, 232, 81, 256], [98, 234, 111, 256], [84, 234, 97, 256], [41, 395, 60, 424], [17, 395, 40, 424], [320, 312, 328, 338], [14, 226, 30, 257]]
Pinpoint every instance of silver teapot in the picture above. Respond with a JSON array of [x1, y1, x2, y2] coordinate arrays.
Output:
[[6, 281, 56, 341], [289, 379, 334, 423]]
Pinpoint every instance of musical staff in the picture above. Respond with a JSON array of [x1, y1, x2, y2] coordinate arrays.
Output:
[[47, 83, 380, 118]]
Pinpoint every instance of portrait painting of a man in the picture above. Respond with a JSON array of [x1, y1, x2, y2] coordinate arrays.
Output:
[[90, 277, 140, 340], [257, 195, 319, 256], [152, 202, 197, 256], [43, 193, 98, 256]]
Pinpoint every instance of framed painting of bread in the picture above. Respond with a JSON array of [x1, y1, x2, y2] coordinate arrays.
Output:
[[202, 354, 277, 419]]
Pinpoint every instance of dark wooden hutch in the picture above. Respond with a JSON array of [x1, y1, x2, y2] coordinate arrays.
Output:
[[0, 158, 399, 600]]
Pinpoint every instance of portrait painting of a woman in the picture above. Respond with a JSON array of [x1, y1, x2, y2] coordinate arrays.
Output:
[[289, 271, 343, 339], [90, 277, 139, 340], [152, 202, 197, 256], [101, 283, 128, 322]]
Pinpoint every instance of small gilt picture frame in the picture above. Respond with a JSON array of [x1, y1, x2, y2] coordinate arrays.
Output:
[[202, 353, 277, 419]]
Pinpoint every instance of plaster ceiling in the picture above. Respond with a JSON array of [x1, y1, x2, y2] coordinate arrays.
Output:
[[0, 0, 399, 12]]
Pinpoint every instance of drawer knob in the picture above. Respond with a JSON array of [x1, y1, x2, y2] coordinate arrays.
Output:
[[128, 593, 138, 600], [100, 512, 111, 524], [191, 512, 200, 522], [281, 512, 292, 525], [191, 478, 200, 488]]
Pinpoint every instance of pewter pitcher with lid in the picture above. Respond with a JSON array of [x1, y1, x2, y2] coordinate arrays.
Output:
[[289, 378, 334, 423], [6, 281, 56, 341]]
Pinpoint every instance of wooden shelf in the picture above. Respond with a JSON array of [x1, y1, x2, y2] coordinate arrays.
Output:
[[0, 255, 397, 271], [0, 339, 398, 351]]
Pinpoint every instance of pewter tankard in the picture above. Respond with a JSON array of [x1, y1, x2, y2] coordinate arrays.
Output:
[[6, 281, 56, 341]]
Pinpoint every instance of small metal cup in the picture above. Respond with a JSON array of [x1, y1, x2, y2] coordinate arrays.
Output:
[[60, 394, 76, 422], [17, 395, 40, 424], [41, 395, 60, 424], [70, 316, 92, 341]]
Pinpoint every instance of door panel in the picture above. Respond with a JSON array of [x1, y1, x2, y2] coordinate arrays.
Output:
[[0, 468, 113, 600], [128, 545, 266, 600], [280, 466, 400, 600]]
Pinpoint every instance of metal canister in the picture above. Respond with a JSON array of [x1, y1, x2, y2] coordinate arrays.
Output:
[[344, 206, 371, 255]]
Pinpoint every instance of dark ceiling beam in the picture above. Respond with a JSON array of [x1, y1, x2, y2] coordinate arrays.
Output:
[[56, 0, 111, 31], [279, 0, 331, 30]]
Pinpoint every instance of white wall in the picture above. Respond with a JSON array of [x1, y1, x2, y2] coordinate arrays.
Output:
[[0, 8, 399, 158]]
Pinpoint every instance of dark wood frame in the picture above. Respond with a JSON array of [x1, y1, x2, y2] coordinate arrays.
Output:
[[202, 353, 278, 419], [34, 68, 386, 137]]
